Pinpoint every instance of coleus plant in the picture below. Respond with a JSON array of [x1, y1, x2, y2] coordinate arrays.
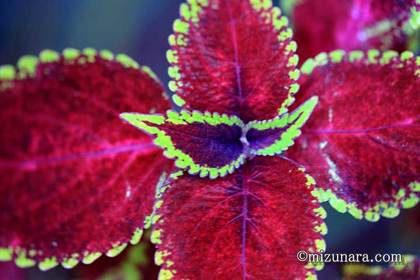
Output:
[[0, 0, 419, 279], [288, 0, 420, 62]]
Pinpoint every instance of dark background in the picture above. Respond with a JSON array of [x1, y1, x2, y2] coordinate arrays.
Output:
[[0, 1, 419, 279]]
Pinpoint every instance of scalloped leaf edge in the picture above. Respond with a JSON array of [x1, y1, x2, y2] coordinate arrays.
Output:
[[247, 96, 318, 156], [0, 227, 144, 271], [0, 48, 168, 103], [151, 168, 328, 280], [301, 49, 420, 78], [120, 110, 246, 179], [0, 48, 167, 271], [312, 182, 419, 222], [300, 49, 419, 222], [167, 0, 301, 116]]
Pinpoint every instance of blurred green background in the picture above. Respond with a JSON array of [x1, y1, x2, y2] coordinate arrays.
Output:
[[0, 1, 418, 279]]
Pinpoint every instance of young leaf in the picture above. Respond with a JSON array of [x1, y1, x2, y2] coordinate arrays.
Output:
[[292, 0, 420, 62], [287, 50, 420, 221], [152, 157, 327, 279], [246, 96, 318, 155], [0, 49, 172, 269], [168, 0, 300, 122], [120, 110, 245, 179]]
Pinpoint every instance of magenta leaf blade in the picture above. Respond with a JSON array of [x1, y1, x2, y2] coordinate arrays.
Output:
[[0, 49, 172, 269], [152, 157, 327, 279], [287, 50, 420, 221], [169, 0, 300, 122]]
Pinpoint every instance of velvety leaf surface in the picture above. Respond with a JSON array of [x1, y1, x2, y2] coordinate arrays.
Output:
[[0, 49, 172, 269], [292, 0, 420, 62], [168, 0, 300, 122], [120, 110, 245, 179], [152, 157, 327, 280], [287, 50, 420, 221], [343, 256, 420, 280], [0, 262, 24, 280]]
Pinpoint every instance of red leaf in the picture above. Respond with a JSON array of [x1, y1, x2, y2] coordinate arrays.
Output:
[[0, 49, 172, 269], [292, 0, 420, 62], [0, 262, 24, 280], [287, 50, 420, 221], [168, 0, 300, 122], [152, 157, 327, 279]]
